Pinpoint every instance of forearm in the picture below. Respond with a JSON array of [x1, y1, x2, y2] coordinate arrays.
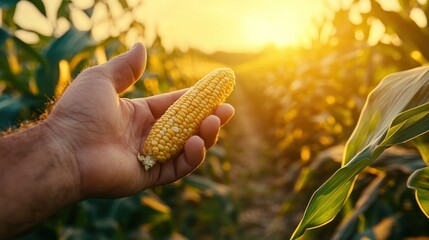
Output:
[[0, 120, 81, 238]]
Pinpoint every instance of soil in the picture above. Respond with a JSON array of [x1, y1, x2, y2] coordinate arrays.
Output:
[[222, 72, 288, 239]]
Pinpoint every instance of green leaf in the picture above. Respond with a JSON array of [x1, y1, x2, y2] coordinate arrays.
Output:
[[183, 175, 229, 196], [332, 174, 386, 240], [292, 66, 429, 239], [413, 134, 429, 165], [408, 167, 429, 190], [291, 146, 385, 239], [0, 27, 11, 45], [108, 195, 142, 227], [354, 216, 396, 240], [415, 190, 429, 217], [57, 0, 72, 21], [344, 66, 429, 165], [2, 3, 17, 26], [36, 27, 95, 98], [0, 94, 23, 129], [26, 0, 46, 16], [371, 147, 426, 173], [140, 191, 171, 214], [12, 36, 46, 65], [407, 167, 429, 218], [370, 0, 429, 60], [0, 0, 20, 8], [380, 103, 429, 146]]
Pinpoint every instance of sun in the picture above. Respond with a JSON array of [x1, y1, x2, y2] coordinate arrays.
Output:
[[237, 1, 326, 50], [241, 16, 303, 49]]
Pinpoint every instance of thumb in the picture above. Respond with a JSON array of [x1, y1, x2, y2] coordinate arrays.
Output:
[[99, 42, 147, 93]]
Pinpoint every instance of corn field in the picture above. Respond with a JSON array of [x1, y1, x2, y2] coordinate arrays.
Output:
[[1, 0, 429, 239]]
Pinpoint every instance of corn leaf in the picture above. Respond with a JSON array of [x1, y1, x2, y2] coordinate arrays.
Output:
[[354, 216, 396, 240], [291, 146, 384, 239], [413, 134, 429, 165], [371, 147, 426, 173], [292, 66, 429, 239], [0, 0, 20, 8], [412, 126, 429, 219], [0, 94, 23, 129], [12, 36, 46, 65], [407, 167, 429, 218], [139, 190, 171, 214], [183, 175, 229, 196], [27, 0, 46, 16], [344, 66, 429, 165], [332, 174, 386, 240], [0, 0, 45, 16], [108, 195, 141, 223], [36, 27, 95, 98], [57, 0, 71, 21], [380, 103, 429, 146], [370, 0, 429, 60], [0, 28, 11, 45], [141, 196, 171, 214]]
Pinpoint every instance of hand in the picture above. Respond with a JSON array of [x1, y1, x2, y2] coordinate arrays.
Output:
[[46, 43, 234, 198]]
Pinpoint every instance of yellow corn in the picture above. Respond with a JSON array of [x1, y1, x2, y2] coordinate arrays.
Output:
[[138, 68, 235, 170]]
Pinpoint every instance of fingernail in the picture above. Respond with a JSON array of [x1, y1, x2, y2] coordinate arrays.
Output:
[[130, 43, 139, 51]]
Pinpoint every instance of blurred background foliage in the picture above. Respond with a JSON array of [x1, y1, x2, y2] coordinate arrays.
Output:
[[1, 0, 238, 239], [1, 0, 429, 239]]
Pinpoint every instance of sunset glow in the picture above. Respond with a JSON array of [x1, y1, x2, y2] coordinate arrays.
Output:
[[3, 0, 429, 238], [12, 0, 414, 53], [138, 0, 330, 52]]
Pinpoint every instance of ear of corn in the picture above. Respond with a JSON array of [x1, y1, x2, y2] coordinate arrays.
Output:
[[138, 68, 235, 170]]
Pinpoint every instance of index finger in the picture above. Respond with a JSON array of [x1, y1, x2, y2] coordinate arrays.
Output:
[[144, 89, 188, 119]]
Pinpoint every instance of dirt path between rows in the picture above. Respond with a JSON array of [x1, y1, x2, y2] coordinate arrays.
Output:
[[223, 74, 287, 239]]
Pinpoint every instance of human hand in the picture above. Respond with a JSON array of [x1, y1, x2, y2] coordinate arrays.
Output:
[[46, 43, 234, 198]]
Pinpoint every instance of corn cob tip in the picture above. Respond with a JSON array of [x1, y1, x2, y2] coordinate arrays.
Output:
[[137, 153, 156, 171], [216, 67, 235, 82]]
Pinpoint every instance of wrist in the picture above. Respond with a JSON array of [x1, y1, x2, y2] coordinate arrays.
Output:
[[0, 120, 83, 237], [41, 118, 83, 202]]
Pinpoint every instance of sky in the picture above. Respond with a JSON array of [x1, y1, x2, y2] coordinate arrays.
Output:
[[137, 0, 332, 52], [9, 0, 410, 53]]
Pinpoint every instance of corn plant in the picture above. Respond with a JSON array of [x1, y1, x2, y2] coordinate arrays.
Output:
[[292, 66, 429, 239], [247, 1, 429, 237]]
